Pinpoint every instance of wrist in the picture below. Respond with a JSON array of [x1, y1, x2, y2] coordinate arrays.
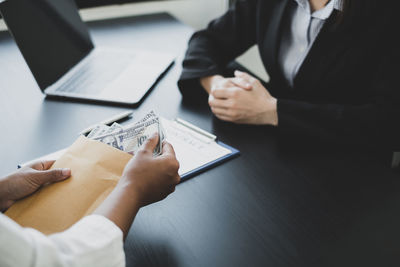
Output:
[[200, 75, 224, 94], [114, 180, 142, 209], [94, 177, 141, 239], [270, 97, 278, 126], [262, 97, 278, 126]]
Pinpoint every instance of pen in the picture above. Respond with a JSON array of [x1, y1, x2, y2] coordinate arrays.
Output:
[[79, 110, 133, 135]]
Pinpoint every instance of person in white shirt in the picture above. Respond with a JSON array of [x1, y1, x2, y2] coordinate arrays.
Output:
[[0, 133, 180, 267]]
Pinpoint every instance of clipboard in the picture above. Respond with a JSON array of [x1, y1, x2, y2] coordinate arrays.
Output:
[[181, 141, 239, 181], [161, 118, 240, 181], [19, 118, 240, 182]]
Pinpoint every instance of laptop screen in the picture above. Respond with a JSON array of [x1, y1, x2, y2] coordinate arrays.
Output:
[[0, 0, 94, 90]]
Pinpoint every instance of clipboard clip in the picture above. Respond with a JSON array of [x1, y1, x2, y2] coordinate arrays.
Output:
[[175, 118, 217, 143]]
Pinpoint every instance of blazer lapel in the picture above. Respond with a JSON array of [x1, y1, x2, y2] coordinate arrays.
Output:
[[263, 0, 290, 80], [293, 10, 351, 93]]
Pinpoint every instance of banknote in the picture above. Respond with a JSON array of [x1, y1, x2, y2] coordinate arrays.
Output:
[[87, 111, 165, 156], [94, 133, 121, 150], [86, 124, 109, 139], [87, 122, 123, 139], [115, 118, 163, 155]]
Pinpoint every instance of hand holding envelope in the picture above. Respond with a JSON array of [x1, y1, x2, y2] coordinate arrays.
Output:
[[5, 111, 175, 235], [5, 136, 132, 234]]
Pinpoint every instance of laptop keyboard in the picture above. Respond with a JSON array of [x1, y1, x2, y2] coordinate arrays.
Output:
[[55, 50, 134, 95]]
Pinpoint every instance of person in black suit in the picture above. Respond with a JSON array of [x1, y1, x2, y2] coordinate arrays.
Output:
[[178, 0, 399, 149]]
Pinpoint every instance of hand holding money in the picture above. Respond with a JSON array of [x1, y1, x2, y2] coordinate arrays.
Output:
[[86, 111, 166, 156], [119, 134, 180, 207]]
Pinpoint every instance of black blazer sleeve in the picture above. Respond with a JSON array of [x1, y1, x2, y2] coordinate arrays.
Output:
[[178, 0, 258, 101]]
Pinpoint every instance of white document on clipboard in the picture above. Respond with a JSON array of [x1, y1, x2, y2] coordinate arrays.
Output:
[[20, 118, 240, 180], [161, 118, 239, 179]]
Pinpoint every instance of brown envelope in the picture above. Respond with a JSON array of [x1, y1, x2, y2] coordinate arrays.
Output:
[[5, 136, 132, 235]]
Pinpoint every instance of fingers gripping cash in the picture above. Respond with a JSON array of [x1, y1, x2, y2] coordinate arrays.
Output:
[[87, 111, 238, 180], [87, 110, 166, 156]]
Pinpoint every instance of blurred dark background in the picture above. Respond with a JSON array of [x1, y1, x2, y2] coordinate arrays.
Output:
[[75, 0, 163, 8], [0, 0, 168, 19]]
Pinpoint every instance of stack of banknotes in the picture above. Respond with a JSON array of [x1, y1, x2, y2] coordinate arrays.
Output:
[[86, 111, 166, 156]]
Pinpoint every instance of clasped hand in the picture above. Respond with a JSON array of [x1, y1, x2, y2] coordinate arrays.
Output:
[[205, 71, 278, 125]]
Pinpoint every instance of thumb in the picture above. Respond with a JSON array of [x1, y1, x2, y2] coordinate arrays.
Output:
[[142, 132, 159, 152], [234, 70, 256, 84], [33, 168, 71, 184], [231, 77, 252, 91], [161, 141, 176, 157]]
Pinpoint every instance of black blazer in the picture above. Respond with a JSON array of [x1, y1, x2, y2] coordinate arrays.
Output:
[[178, 0, 400, 149]]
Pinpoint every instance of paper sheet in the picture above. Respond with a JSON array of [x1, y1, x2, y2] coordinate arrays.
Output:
[[161, 118, 231, 176]]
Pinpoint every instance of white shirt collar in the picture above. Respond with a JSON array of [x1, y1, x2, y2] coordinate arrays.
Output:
[[294, 0, 344, 20]]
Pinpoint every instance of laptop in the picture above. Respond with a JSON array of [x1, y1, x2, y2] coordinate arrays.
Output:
[[0, 0, 175, 105]]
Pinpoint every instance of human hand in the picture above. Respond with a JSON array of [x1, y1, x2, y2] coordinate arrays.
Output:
[[93, 133, 180, 238], [200, 74, 252, 94], [208, 70, 278, 125], [119, 133, 180, 207], [0, 161, 71, 211]]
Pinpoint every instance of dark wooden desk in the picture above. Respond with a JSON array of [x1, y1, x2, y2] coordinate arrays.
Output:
[[1, 13, 400, 267]]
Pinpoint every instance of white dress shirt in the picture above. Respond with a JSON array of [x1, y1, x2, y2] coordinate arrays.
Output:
[[0, 213, 125, 267], [279, 0, 343, 87]]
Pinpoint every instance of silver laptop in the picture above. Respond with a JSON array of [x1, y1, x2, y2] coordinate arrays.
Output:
[[0, 0, 174, 105]]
